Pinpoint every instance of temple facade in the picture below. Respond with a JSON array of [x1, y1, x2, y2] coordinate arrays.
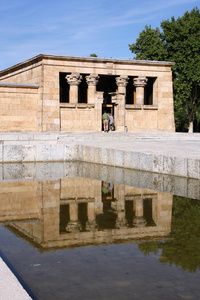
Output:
[[0, 54, 175, 132]]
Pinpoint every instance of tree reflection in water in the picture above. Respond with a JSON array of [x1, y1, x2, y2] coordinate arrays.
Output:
[[138, 196, 200, 273]]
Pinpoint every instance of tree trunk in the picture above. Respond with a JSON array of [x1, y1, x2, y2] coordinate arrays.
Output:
[[188, 121, 193, 133]]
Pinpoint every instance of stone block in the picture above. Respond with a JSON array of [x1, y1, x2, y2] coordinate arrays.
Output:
[[36, 144, 51, 161], [113, 167, 124, 184], [22, 145, 35, 162], [35, 162, 51, 180], [174, 156, 187, 177], [163, 155, 174, 175], [114, 149, 124, 167], [3, 163, 22, 180], [4, 145, 22, 162], [163, 175, 174, 195], [99, 165, 109, 181], [22, 163, 35, 179], [187, 158, 199, 179], [122, 168, 132, 186], [173, 176, 188, 198], [187, 178, 199, 200], [51, 144, 64, 161], [107, 148, 115, 166], [153, 154, 163, 174], [131, 152, 141, 170], [64, 161, 79, 178], [100, 148, 108, 165], [123, 151, 131, 169], [88, 146, 94, 163], [140, 152, 153, 171], [65, 144, 77, 161], [152, 174, 163, 193], [0, 144, 2, 162], [0, 164, 2, 181]]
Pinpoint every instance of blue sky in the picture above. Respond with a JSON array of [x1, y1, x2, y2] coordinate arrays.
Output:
[[0, 0, 199, 70]]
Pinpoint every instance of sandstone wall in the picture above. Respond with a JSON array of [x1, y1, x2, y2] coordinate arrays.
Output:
[[0, 83, 39, 132]]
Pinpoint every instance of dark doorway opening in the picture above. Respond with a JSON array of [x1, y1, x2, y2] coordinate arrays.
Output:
[[126, 76, 136, 104], [97, 75, 117, 131], [59, 72, 70, 103], [144, 77, 156, 105], [78, 74, 89, 103], [97, 75, 117, 104]]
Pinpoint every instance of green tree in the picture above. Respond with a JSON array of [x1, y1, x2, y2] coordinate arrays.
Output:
[[129, 25, 167, 61], [129, 7, 200, 132], [90, 53, 98, 57]]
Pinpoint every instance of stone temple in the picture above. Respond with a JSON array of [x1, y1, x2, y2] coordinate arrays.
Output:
[[0, 54, 175, 132]]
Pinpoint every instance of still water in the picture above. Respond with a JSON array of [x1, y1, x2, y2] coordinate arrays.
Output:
[[0, 162, 200, 300]]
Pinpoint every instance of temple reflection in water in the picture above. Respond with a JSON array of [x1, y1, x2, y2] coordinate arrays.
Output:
[[0, 176, 172, 250]]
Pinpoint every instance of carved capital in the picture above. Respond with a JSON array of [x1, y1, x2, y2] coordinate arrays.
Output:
[[133, 76, 148, 87], [115, 217, 127, 229], [66, 73, 82, 86], [116, 76, 129, 87], [86, 74, 99, 86], [85, 220, 98, 231], [133, 216, 147, 227], [65, 220, 82, 232]]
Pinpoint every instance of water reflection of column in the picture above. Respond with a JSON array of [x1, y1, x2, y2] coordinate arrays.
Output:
[[95, 181, 103, 215], [114, 185, 127, 229], [66, 202, 82, 232], [86, 202, 98, 231], [133, 195, 147, 227]]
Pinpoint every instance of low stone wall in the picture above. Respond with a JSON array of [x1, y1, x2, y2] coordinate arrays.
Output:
[[0, 161, 199, 201], [0, 132, 199, 180]]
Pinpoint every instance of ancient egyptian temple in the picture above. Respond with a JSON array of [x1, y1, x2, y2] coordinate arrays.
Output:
[[0, 54, 175, 132]]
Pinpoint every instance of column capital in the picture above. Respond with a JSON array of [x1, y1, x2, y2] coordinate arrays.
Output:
[[65, 220, 82, 232], [133, 76, 148, 87], [66, 73, 82, 86], [86, 74, 99, 86], [116, 76, 129, 87]]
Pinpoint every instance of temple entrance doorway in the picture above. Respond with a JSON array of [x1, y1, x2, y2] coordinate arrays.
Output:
[[102, 104, 115, 131], [97, 75, 117, 132]]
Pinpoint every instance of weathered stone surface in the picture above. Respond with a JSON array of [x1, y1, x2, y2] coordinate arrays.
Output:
[[4, 145, 22, 162]]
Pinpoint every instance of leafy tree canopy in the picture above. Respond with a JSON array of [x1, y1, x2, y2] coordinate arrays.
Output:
[[129, 7, 200, 132], [90, 53, 98, 57]]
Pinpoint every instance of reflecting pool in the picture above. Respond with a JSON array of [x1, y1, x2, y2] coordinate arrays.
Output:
[[0, 162, 200, 300]]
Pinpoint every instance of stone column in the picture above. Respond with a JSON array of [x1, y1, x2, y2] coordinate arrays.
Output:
[[86, 202, 98, 231], [133, 76, 148, 105], [114, 76, 129, 132], [66, 73, 82, 104], [114, 184, 127, 229], [133, 195, 147, 227], [65, 202, 82, 232], [94, 91, 104, 132], [86, 74, 99, 104]]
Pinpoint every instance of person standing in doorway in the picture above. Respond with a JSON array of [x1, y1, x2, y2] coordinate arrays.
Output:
[[109, 113, 114, 131], [102, 111, 110, 132]]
